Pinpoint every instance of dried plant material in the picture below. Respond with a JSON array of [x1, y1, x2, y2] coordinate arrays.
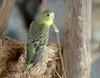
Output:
[[0, 37, 26, 78], [23, 43, 59, 78], [0, 36, 61, 78], [53, 23, 66, 78]]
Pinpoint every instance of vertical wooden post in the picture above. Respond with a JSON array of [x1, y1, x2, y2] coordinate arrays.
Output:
[[0, 0, 15, 35], [63, 0, 91, 78], [41, 0, 47, 11]]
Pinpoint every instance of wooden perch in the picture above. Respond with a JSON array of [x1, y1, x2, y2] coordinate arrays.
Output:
[[63, 0, 92, 78]]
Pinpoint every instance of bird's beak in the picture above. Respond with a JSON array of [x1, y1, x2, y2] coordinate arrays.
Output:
[[51, 13, 54, 20]]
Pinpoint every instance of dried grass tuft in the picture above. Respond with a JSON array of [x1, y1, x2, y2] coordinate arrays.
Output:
[[0, 37, 61, 78]]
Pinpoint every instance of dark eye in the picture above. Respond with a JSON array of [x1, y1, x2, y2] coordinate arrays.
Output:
[[47, 14, 49, 16]]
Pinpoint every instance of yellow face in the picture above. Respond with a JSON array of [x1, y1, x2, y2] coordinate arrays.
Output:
[[36, 10, 55, 27]]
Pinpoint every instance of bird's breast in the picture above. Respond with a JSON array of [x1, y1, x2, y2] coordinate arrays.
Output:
[[30, 27, 49, 47]]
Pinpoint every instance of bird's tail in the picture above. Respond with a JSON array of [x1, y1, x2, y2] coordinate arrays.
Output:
[[25, 42, 36, 69]]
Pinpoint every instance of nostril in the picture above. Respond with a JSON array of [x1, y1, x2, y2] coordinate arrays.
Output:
[[47, 14, 49, 16]]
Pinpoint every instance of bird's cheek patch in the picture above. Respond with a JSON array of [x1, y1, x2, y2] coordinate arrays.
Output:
[[46, 18, 53, 26]]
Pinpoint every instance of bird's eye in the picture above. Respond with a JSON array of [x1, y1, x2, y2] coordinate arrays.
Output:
[[47, 14, 49, 16]]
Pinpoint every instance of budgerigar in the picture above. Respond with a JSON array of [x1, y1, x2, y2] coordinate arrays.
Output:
[[26, 10, 54, 69]]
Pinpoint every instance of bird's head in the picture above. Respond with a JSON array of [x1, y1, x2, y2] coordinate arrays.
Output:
[[36, 10, 54, 27]]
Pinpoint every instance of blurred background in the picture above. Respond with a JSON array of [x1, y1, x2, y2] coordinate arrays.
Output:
[[92, 0, 100, 78], [6, 0, 100, 78], [6, 0, 65, 43]]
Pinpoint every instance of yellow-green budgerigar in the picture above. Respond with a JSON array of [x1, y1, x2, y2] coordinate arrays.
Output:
[[26, 10, 54, 69]]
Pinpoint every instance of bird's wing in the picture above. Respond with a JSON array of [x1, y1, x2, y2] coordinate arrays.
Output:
[[27, 42, 36, 64]]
